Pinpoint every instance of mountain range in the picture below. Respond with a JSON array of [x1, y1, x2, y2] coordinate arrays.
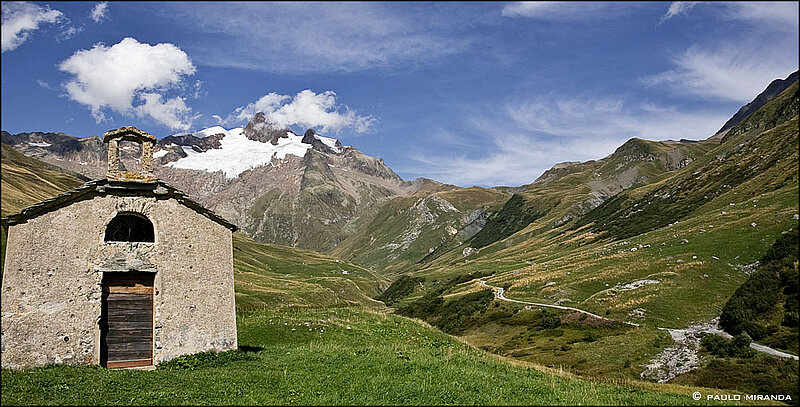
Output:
[[1, 70, 798, 396]]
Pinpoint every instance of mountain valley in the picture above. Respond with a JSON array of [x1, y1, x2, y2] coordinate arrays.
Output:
[[2, 71, 798, 403]]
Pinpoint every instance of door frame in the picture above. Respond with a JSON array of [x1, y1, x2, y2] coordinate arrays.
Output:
[[100, 271, 155, 368]]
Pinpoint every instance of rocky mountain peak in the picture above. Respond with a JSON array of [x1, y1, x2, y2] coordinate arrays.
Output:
[[300, 128, 338, 153], [716, 70, 799, 135], [302, 128, 317, 144], [243, 112, 291, 145]]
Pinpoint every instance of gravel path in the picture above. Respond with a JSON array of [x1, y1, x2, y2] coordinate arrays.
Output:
[[478, 280, 798, 362]]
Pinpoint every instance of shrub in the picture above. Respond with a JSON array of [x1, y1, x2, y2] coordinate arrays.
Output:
[[720, 227, 799, 352], [540, 311, 561, 329], [700, 334, 730, 358], [377, 275, 424, 306], [700, 333, 755, 358], [783, 312, 799, 327]]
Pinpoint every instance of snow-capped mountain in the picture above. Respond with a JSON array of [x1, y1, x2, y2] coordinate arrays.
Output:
[[1, 113, 433, 250]]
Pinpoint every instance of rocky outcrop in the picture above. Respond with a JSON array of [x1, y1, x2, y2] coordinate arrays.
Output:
[[243, 112, 290, 145], [159, 132, 225, 153], [716, 70, 798, 135], [301, 128, 335, 153]]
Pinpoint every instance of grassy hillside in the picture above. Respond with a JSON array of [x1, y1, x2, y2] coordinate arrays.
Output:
[[233, 233, 389, 311], [1, 143, 87, 217], [331, 186, 509, 276], [1, 144, 88, 278], [1, 143, 757, 406], [376, 79, 799, 387], [719, 227, 798, 354], [1, 307, 736, 406]]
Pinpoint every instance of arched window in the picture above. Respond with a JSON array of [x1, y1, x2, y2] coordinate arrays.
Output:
[[105, 213, 155, 242]]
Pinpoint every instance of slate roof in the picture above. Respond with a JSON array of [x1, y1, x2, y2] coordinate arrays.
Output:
[[1, 179, 238, 231]]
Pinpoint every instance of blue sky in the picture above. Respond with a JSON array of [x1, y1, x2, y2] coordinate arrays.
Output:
[[2, 2, 798, 187]]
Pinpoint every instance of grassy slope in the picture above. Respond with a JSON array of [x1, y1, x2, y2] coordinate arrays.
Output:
[[331, 186, 509, 276], [1, 307, 738, 406], [1, 143, 87, 217], [233, 233, 389, 311], [1, 147, 755, 406], [1, 144, 87, 279], [393, 83, 798, 327], [377, 82, 799, 382]]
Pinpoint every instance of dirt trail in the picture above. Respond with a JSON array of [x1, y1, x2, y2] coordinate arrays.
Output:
[[478, 280, 798, 362]]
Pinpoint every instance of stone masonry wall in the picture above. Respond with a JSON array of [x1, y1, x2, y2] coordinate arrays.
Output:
[[1, 194, 236, 369]]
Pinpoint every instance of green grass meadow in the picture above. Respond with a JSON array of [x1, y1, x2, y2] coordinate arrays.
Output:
[[2, 308, 735, 406]]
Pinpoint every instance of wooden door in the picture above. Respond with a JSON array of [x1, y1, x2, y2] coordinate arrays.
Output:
[[101, 272, 154, 368]]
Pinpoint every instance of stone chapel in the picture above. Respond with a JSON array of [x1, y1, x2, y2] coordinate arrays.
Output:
[[1, 126, 238, 369]]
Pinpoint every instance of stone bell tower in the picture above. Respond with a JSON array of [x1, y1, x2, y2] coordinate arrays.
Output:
[[104, 126, 157, 182]]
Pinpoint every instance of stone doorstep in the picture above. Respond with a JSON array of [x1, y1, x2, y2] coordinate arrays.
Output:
[[118, 364, 156, 371]]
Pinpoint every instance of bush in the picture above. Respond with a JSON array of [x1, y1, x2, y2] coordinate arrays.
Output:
[[783, 312, 799, 327], [377, 275, 424, 306], [541, 310, 561, 329], [741, 322, 767, 341], [700, 333, 755, 358], [700, 334, 730, 358], [720, 227, 799, 354]]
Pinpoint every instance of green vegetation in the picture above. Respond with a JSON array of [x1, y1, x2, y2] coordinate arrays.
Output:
[[2, 308, 724, 406], [578, 109, 798, 240], [0, 143, 86, 217], [700, 333, 756, 359], [719, 227, 799, 354], [375, 274, 423, 306], [470, 194, 553, 248], [232, 234, 388, 311], [330, 186, 509, 276], [672, 351, 799, 405], [398, 289, 495, 334]]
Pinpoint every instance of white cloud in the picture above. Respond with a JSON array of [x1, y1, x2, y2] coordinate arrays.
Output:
[[136, 93, 197, 131], [501, 2, 635, 20], [1, 2, 63, 52], [724, 2, 799, 33], [158, 2, 468, 73], [59, 37, 197, 130], [643, 46, 797, 102], [37, 79, 55, 90], [90, 2, 109, 23], [650, 2, 798, 102], [659, 2, 798, 32], [659, 2, 698, 24], [227, 90, 374, 134], [403, 95, 730, 187]]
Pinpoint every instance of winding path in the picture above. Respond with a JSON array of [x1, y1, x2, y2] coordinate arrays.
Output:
[[478, 280, 799, 360]]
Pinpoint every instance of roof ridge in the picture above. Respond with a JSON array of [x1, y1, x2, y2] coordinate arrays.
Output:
[[1, 178, 237, 231]]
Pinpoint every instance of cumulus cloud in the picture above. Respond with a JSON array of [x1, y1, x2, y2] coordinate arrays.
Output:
[[1, 2, 63, 52], [501, 2, 635, 20], [58, 37, 197, 130], [403, 95, 730, 187], [227, 90, 374, 134], [90, 2, 109, 23]]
